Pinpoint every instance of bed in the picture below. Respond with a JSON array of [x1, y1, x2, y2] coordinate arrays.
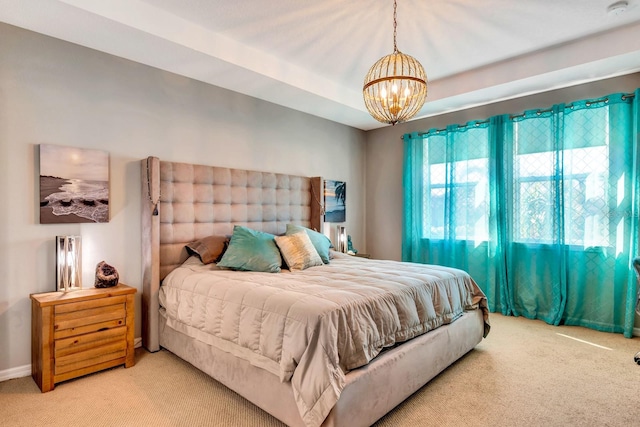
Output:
[[140, 157, 489, 427]]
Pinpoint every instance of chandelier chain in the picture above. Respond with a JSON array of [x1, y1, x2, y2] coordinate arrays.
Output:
[[393, 0, 398, 52]]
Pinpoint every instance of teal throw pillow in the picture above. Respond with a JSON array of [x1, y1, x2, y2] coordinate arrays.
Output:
[[217, 225, 282, 273], [286, 224, 332, 264]]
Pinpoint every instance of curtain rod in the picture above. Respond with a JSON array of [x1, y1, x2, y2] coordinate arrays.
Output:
[[409, 119, 490, 137], [510, 92, 636, 119], [404, 91, 636, 138]]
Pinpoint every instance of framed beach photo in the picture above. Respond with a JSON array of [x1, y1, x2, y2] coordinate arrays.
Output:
[[39, 144, 110, 224], [324, 179, 346, 223]]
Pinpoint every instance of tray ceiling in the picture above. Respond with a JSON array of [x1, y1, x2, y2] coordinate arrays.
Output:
[[2, 0, 640, 130]]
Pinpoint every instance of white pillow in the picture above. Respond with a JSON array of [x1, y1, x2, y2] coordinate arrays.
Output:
[[275, 231, 323, 271]]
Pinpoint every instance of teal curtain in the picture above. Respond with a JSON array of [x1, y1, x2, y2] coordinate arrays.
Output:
[[403, 90, 640, 337]]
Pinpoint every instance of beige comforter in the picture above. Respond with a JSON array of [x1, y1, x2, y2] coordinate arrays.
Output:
[[160, 252, 489, 427]]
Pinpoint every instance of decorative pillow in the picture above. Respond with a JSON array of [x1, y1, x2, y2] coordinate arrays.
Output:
[[275, 231, 323, 271], [185, 235, 229, 265], [286, 224, 332, 264], [217, 225, 282, 273]]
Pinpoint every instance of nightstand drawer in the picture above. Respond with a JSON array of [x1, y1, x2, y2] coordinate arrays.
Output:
[[55, 340, 127, 375], [55, 304, 126, 333], [54, 295, 128, 314], [54, 319, 126, 340], [55, 326, 127, 357]]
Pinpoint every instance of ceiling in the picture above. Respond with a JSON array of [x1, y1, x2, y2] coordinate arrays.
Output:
[[2, 0, 640, 130]]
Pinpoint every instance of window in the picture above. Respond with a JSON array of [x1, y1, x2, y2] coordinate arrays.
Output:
[[420, 107, 612, 249], [422, 125, 490, 242], [512, 107, 610, 247]]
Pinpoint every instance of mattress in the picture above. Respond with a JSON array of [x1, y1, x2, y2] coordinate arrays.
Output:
[[159, 252, 489, 427]]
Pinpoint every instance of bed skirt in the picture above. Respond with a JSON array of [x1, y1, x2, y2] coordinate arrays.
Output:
[[158, 308, 484, 427]]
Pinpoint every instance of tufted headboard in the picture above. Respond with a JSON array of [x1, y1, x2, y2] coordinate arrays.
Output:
[[141, 157, 324, 351]]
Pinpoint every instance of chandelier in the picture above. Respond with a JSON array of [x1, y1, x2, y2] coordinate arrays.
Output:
[[363, 0, 427, 125]]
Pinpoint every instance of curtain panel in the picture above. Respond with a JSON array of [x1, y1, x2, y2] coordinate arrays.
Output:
[[403, 90, 640, 337]]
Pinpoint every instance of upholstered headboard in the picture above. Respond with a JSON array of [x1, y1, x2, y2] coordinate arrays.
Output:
[[141, 157, 324, 351]]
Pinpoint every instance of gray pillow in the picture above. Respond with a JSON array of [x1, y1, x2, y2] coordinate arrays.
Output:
[[185, 235, 228, 264]]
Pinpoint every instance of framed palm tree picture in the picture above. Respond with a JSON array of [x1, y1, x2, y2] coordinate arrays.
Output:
[[324, 179, 345, 222]]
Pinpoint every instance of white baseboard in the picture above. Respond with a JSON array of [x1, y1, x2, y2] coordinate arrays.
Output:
[[0, 364, 32, 382], [0, 336, 144, 382]]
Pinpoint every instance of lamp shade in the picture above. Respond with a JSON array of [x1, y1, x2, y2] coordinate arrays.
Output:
[[56, 235, 82, 291], [337, 226, 347, 253], [363, 51, 427, 125]]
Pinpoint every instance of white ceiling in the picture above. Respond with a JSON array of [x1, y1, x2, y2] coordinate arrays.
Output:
[[2, 0, 640, 130]]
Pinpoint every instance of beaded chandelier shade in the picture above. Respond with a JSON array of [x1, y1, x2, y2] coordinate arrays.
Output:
[[363, 0, 427, 125]]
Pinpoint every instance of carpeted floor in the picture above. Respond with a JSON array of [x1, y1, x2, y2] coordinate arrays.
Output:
[[2, 313, 640, 426]]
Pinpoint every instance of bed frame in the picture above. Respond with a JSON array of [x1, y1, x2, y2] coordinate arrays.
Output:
[[141, 156, 485, 427]]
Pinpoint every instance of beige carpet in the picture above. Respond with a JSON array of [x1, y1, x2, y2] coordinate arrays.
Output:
[[2, 314, 640, 426]]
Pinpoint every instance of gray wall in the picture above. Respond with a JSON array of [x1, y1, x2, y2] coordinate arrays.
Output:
[[0, 23, 366, 374], [365, 73, 640, 261]]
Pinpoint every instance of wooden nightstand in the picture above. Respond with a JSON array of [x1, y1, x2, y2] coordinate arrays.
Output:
[[30, 284, 136, 392]]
